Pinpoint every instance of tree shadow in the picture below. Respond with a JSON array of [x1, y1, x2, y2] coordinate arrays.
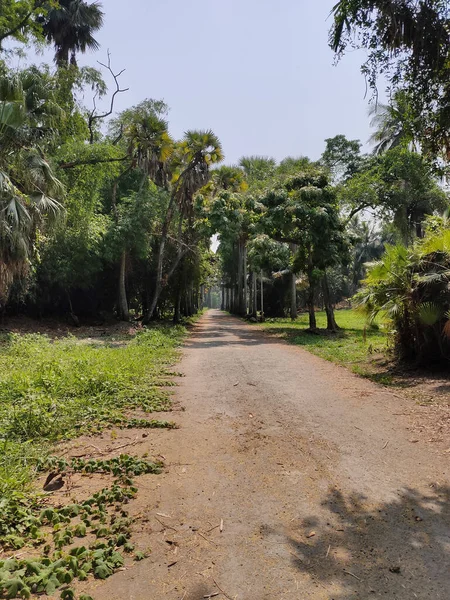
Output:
[[272, 485, 450, 598]]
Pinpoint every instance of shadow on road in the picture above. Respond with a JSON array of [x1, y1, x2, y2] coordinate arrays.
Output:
[[279, 485, 450, 598]]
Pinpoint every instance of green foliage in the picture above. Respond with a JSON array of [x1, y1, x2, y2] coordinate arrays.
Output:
[[0, 444, 164, 598], [40, 0, 104, 67], [0, 325, 185, 497], [338, 147, 448, 238], [0, 68, 65, 301], [0, 0, 49, 48], [330, 0, 450, 160], [260, 169, 349, 275], [355, 220, 450, 363], [321, 134, 362, 182], [38, 454, 163, 477]]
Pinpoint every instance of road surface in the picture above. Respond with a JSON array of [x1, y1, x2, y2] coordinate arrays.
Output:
[[91, 309, 450, 600]]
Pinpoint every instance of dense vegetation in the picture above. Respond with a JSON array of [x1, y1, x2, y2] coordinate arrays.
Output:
[[0, 1, 450, 598], [1, 2, 450, 358]]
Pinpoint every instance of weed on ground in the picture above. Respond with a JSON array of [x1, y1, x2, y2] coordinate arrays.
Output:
[[0, 323, 188, 599]]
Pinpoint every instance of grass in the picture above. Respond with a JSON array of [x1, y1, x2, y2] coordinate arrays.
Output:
[[259, 308, 391, 381], [0, 325, 186, 499]]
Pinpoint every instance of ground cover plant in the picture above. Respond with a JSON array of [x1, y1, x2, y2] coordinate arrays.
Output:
[[0, 453, 158, 599], [0, 324, 186, 598]]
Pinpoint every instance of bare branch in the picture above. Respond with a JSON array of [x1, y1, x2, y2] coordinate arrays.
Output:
[[88, 50, 129, 144]]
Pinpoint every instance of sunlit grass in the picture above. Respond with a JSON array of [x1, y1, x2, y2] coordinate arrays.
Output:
[[0, 326, 186, 498], [259, 309, 390, 377]]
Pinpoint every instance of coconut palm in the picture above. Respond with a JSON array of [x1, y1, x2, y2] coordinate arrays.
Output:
[[41, 0, 104, 67]]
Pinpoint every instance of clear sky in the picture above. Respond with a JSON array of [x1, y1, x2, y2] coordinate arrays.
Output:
[[32, 0, 377, 164]]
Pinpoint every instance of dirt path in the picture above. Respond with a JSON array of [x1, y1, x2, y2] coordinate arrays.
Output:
[[89, 310, 450, 600]]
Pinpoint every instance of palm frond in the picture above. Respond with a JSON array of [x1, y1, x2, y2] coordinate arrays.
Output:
[[417, 301, 443, 326]]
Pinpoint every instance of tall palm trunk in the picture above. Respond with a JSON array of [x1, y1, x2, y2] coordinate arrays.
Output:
[[243, 243, 248, 315], [237, 239, 245, 315], [322, 271, 339, 331], [173, 286, 181, 323], [118, 250, 129, 321], [111, 179, 129, 322]]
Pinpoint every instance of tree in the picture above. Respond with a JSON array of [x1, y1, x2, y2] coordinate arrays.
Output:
[[346, 216, 385, 293], [321, 135, 362, 182], [330, 0, 450, 160], [0, 0, 47, 49], [260, 170, 348, 330], [0, 70, 64, 303], [338, 147, 449, 240], [369, 90, 418, 154], [41, 0, 104, 67], [144, 129, 223, 321], [356, 219, 450, 364]]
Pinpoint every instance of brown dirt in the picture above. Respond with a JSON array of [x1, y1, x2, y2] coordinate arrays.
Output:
[[66, 310, 450, 599]]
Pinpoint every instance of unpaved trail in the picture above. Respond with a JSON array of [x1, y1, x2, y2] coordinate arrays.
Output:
[[90, 310, 450, 600]]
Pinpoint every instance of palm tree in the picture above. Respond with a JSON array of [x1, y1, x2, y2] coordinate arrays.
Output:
[[144, 130, 223, 322], [210, 165, 247, 194], [239, 156, 276, 184], [0, 72, 63, 302], [369, 90, 417, 154], [356, 226, 450, 363], [111, 100, 174, 321], [41, 0, 104, 67]]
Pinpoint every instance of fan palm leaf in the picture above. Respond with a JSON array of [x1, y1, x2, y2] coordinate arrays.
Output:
[[41, 0, 104, 67]]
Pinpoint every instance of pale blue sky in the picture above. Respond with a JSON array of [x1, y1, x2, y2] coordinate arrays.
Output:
[[30, 0, 378, 164]]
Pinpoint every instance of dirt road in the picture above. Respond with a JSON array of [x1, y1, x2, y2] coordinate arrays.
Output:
[[90, 310, 450, 600]]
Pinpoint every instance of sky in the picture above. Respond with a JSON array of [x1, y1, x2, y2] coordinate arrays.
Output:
[[23, 0, 378, 164]]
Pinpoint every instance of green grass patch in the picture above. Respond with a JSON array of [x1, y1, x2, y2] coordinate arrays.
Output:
[[260, 309, 389, 376], [0, 325, 186, 499]]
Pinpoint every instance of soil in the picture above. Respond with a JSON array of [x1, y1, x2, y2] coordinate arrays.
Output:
[[52, 310, 450, 599]]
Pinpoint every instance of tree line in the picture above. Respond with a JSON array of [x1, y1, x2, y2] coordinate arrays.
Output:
[[2, 0, 450, 365]]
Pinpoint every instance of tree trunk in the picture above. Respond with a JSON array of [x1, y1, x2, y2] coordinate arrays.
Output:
[[322, 271, 339, 331], [173, 288, 181, 323], [249, 272, 253, 317], [307, 271, 317, 330], [289, 243, 298, 320], [237, 240, 243, 314], [260, 270, 264, 322], [290, 271, 297, 320], [243, 243, 248, 315], [118, 250, 129, 321], [144, 196, 176, 322]]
